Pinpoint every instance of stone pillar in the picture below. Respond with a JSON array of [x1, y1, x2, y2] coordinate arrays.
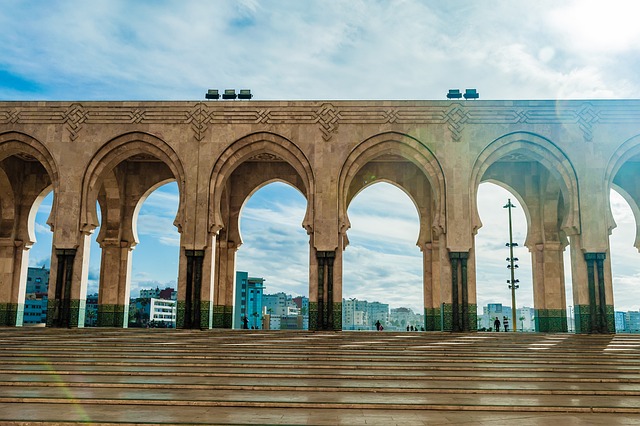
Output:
[[313, 249, 338, 331], [421, 242, 435, 330], [582, 252, 613, 333], [180, 249, 204, 329], [0, 239, 29, 326], [97, 240, 133, 327], [569, 235, 589, 333], [47, 249, 75, 327], [531, 242, 568, 332], [209, 239, 235, 329], [47, 233, 91, 328], [448, 251, 471, 332], [198, 234, 216, 330]]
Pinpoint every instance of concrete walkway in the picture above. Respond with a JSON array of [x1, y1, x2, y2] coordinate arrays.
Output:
[[0, 328, 639, 425]]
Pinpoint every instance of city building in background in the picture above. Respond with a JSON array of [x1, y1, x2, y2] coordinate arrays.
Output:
[[85, 293, 98, 326], [234, 272, 265, 329], [23, 266, 49, 325], [129, 287, 177, 328]]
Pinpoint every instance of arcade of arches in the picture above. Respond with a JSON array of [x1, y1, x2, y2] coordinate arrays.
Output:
[[1, 100, 640, 333]]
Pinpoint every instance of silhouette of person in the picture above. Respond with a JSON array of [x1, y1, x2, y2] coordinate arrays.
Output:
[[503, 316, 509, 332], [375, 320, 381, 331], [406, 325, 410, 331], [494, 317, 501, 332], [242, 316, 248, 330]]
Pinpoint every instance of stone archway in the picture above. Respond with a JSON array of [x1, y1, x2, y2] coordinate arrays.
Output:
[[0, 132, 58, 326], [206, 132, 315, 329], [471, 131, 580, 332], [338, 132, 448, 331], [79, 132, 185, 328]]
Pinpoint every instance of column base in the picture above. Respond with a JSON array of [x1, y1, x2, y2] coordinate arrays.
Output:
[[46, 299, 84, 328], [0, 302, 23, 326], [309, 302, 318, 331], [199, 301, 212, 329], [574, 305, 615, 334], [97, 304, 128, 327], [425, 307, 441, 331], [534, 309, 568, 332], [211, 304, 233, 329]]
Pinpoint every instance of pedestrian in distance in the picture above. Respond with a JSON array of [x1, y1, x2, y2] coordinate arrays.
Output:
[[375, 320, 381, 331], [494, 317, 501, 332], [503, 316, 509, 332]]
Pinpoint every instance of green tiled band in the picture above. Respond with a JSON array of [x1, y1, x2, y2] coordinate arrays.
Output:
[[574, 304, 615, 334], [211, 304, 233, 329], [46, 299, 84, 327], [308, 302, 318, 331], [534, 309, 568, 332], [333, 302, 342, 331], [0, 302, 23, 326], [97, 304, 128, 327]]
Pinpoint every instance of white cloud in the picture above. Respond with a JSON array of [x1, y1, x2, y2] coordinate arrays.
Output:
[[4, 1, 640, 318]]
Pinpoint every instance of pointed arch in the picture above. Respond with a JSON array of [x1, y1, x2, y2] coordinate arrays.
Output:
[[0, 132, 60, 232], [209, 132, 315, 234], [81, 132, 186, 234], [338, 132, 446, 246], [471, 131, 580, 236]]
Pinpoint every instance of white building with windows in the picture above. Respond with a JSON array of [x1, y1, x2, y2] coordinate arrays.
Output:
[[150, 298, 176, 326]]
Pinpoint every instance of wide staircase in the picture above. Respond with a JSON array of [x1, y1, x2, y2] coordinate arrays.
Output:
[[0, 328, 639, 425]]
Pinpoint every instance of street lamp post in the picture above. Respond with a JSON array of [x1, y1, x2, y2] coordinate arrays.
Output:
[[504, 198, 519, 332]]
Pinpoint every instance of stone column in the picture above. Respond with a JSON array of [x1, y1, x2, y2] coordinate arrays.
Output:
[[47, 233, 91, 327], [421, 242, 435, 330], [448, 251, 471, 332], [181, 249, 204, 329], [530, 242, 568, 332], [313, 249, 338, 331], [198, 234, 216, 330], [97, 240, 133, 327], [208, 239, 235, 329], [583, 252, 613, 333], [0, 239, 29, 326]]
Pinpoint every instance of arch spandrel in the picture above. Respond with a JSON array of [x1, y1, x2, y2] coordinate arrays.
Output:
[[81, 131, 186, 236], [338, 132, 446, 247], [471, 132, 580, 238], [209, 132, 315, 236]]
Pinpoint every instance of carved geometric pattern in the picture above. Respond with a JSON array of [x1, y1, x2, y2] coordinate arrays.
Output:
[[185, 103, 214, 141], [3, 101, 640, 144], [384, 108, 400, 123], [129, 108, 146, 124], [247, 152, 283, 161], [443, 105, 470, 142], [256, 109, 270, 124], [63, 103, 88, 141], [576, 103, 600, 142], [315, 103, 341, 141]]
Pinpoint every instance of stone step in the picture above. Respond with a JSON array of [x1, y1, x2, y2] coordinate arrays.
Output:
[[1, 329, 640, 424]]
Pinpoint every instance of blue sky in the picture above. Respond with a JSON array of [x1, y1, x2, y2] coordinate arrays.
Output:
[[5, 0, 640, 313]]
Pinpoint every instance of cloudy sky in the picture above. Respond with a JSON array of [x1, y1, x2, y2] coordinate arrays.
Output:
[[4, 0, 640, 314]]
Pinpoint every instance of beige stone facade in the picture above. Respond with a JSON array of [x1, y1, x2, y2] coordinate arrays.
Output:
[[0, 100, 638, 332]]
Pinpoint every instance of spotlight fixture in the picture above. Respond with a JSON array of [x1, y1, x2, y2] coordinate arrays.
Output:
[[463, 88, 479, 99], [222, 89, 237, 100], [447, 89, 462, 99], [205, 89, 219, 100], [237, 89, 253, 100]]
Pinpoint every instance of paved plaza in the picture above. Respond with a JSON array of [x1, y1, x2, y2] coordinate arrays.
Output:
[[0, 328, 639, 424]]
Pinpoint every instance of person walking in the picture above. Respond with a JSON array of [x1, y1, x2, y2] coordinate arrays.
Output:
[[503, 316, 509, 332], [375, 320, 381, 331], [494, 317, 501, 332]]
